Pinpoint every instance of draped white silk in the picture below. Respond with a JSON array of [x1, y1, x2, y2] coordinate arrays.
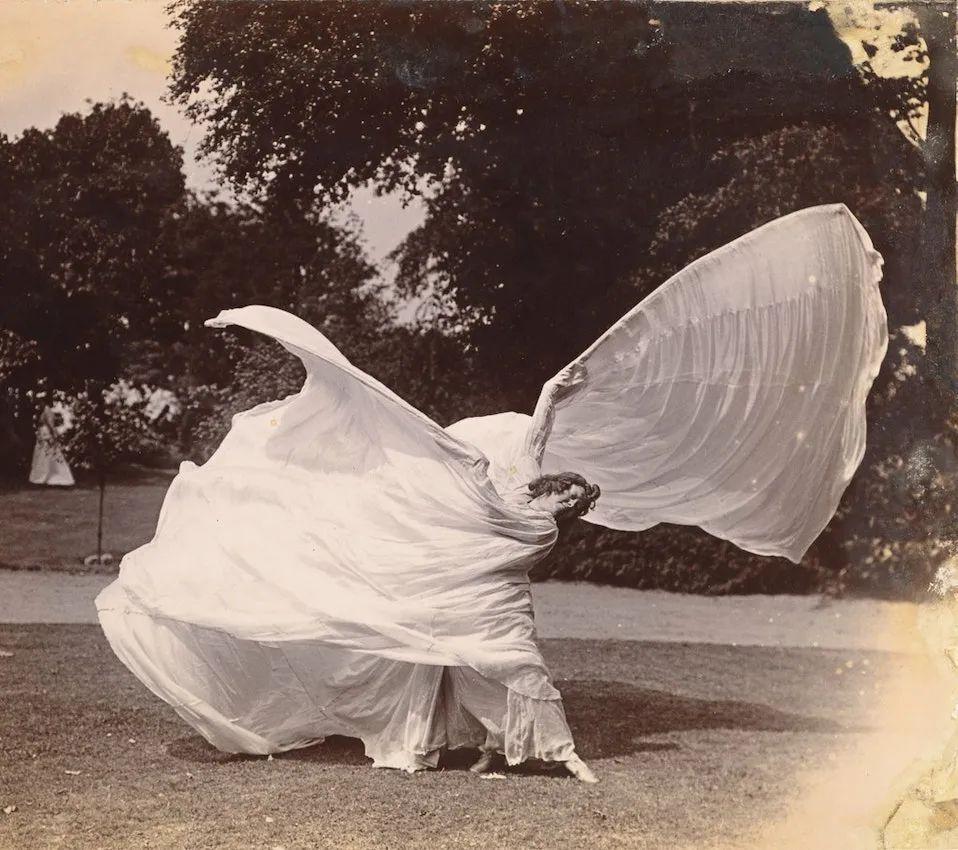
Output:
[[97, 203, 886, 764], [97, 306, 563, 762], [452, 204, 887, 562]]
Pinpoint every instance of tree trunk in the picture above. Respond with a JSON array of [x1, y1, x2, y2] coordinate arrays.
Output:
[[916, 4, 957, 411], [89, 378, 109, 564], [97, 465, 106, 562]]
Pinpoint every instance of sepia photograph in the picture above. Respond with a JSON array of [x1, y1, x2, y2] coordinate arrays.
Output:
[[0, 1, 956, 848]]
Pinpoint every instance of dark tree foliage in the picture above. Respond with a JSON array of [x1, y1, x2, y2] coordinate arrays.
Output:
[[168, 2, 908, 409], [0, 99, 187, 477], [152, 195, 393, 456], [0, 98, 186, 395], [0, 99, 189, 549], [145, 197, 384, 387], [0, 98, 387, 479], [842, 3, 956, 401], [169, 0, 674, 404]]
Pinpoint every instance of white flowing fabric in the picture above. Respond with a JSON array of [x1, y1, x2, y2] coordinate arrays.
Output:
[[97, 306, 572, 767], [97, 203, 886, 768], [450, 203, 887, 562]]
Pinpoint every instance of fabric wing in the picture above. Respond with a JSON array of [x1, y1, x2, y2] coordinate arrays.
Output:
[[528, 204, 887, 562]]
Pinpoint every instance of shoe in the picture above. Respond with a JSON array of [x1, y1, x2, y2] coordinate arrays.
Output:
[[564, 753, 598, 784]]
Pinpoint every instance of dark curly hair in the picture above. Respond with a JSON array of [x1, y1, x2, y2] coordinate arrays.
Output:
[[527, 471, 601, 524]]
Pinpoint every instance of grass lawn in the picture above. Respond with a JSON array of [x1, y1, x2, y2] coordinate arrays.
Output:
[[0, 469, 173, 571], [0, 625, 910, 850]]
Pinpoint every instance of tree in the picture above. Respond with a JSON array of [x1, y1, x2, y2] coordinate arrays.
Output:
[[0, 97, 387, 463], [59, 385, 167, 564], [819, 0, 956, 404], [168, 0, 677, 404], [640, 121, 923, 351], [913, 6, 958, 402], [0, 98, 186, 391], [0, 98, 187, 479], [0, 329, 40, 474], [169, 1, 911, 410]]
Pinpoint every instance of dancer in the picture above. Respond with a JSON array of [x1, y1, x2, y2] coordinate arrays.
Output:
[[96, 204, 887, 781]]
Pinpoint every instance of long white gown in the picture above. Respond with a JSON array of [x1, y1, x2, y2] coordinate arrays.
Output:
[[96, 204, 887, 769], [28, 406, 74, 487]]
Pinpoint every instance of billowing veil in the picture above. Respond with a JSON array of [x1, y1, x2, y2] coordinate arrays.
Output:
[[96, 203, 886, 764], [449, 203, 887, 562]]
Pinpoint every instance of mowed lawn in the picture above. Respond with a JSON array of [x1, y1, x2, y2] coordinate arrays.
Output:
[[0, 469, 172, 571], [0, 624, 909, 850]]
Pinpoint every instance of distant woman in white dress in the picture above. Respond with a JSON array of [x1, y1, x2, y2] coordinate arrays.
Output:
[[29, 404, 74, 487]]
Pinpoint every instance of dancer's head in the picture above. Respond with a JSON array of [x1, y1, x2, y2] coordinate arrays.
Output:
[[527, 472, 600, 524]]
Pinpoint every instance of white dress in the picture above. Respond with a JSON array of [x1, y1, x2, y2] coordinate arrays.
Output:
[[28, 408, 74, 487], [96, 204, 887, 769], [96, 309, 575, 767]]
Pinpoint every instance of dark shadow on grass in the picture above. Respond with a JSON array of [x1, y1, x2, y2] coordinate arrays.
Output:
[[166, 735, 258, 764], [280, 736, 369, 766], [557, 678, 855, 759], [166, 677, 852, 771], [166, 733, 370, 766], [433, 740, 680, 776]]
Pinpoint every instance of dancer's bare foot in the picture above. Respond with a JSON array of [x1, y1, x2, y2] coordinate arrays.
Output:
[[469, 750, 495, 773], [564, 753, 598, 784]]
